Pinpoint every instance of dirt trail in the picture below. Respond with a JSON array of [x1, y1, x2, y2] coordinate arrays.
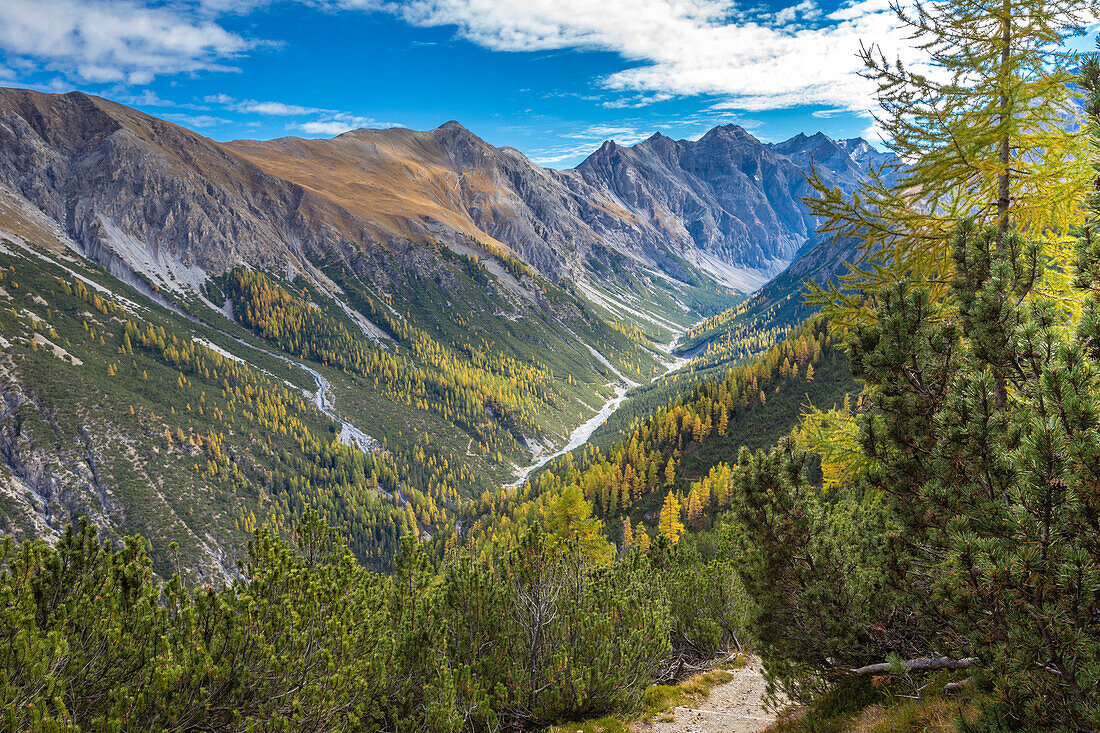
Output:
[[634, 658, 779, 733]]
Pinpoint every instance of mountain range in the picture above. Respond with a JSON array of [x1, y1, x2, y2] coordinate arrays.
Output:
[[0, 88, 880, 297], [0, 86, 885, 577]]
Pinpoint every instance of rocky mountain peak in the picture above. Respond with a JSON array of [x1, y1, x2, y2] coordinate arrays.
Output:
[[708, 123, 752, 137], [430, 119, 497, 169], [0, 88, 122, 153], [437, 119, 470, 134], [838, 136, 892, 169]]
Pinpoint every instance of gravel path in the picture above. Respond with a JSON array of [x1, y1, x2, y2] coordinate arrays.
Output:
[[633, 658, 779, 733]]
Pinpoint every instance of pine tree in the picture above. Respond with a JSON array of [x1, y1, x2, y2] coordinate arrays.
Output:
[[541, 485, 612, 562], [686, 489, 703, 529]]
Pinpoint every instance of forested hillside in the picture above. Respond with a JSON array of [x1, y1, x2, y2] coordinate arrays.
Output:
[[590, 234, 863, 447], [1, 85, 896, 574], [454, 317, 853, 555]]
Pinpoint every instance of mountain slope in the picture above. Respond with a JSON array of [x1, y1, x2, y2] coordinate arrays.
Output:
[[0, 86, 885, 574], [575, 127, 873, 290]]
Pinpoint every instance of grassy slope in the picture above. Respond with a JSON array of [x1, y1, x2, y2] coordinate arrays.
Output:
[[763, 674, 983, 733]]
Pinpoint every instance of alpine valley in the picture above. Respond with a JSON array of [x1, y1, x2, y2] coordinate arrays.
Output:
[[0, 87, 877, 578]]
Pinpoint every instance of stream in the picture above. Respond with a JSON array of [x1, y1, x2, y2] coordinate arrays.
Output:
[[195, 289, 692, 493], [505, 331, 693, 489], [210, 329, 381, 455]]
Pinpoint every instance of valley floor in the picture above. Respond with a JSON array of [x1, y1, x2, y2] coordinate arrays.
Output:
[[507, 330, 692, 488], [634, 659, 779, 733]]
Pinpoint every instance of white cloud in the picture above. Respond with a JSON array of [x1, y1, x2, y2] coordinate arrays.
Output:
[[244, 100, 326, 115], [774, 0, 820, 25], [292, 113, 403, 135], [204, 93, 401, 135], [531, 123, 657, 165], [561, 124, 650, 142], [529, 143, 605, 166], [113, 89, 188, 107], [204, 93, 237, 105], [163, 112, 234, 128], [602, 92, 674, 109], [387, 0, 922, 112], [295, 119, 368, 135], [206, 94, 327, 115], [0, 0, 252, 84], [860, 114, 887, 144]]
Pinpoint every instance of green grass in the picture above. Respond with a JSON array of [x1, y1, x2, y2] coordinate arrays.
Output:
[[763, 674, 984, 733], [547, 717, 633, 733]]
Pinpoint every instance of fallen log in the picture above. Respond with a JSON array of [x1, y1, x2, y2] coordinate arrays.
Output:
[[943, 678, 972, 693], [850, 657, 979, 676]]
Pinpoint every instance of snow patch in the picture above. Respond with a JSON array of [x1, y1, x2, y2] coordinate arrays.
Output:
[[192, 336, 244, 363]]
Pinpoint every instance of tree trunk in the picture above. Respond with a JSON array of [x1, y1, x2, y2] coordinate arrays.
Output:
[[996, 0, 1012, 246]]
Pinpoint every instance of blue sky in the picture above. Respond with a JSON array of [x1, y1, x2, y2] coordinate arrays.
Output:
[[0, 0, 1094, 167]]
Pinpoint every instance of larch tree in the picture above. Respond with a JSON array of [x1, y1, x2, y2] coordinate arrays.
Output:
[[657, 493, 685, 544], [807, 0, 1097, 329]]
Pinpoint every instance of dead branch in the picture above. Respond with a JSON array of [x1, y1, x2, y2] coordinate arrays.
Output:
[[850, 656, 979, 676], [944, 677, 972, 693]]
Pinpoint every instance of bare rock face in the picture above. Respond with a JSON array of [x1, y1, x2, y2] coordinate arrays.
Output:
[[573, 126, 876, 285], [0, 372, 112, 543], [0, 90, 303, 285], [0, 87, 886, 298]]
